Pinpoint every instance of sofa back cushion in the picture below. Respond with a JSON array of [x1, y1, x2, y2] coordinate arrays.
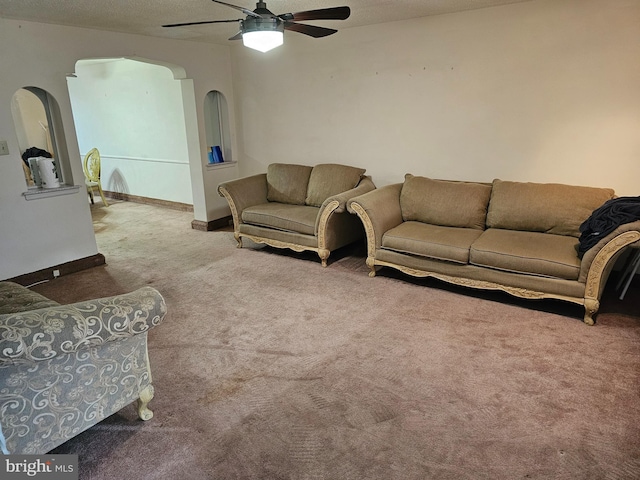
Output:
[[399, 174, 492, 230], [266, 163, 313, 205], [486, 179, 615, 237], [305, 163, 366, 207]]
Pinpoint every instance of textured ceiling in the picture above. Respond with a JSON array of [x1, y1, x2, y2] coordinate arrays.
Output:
[[0, 0, 534, 46]]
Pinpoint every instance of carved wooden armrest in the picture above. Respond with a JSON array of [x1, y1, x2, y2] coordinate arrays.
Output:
[[581, 225, 640, 325], [320, 176, 376, 214], [348, 183, 403, 249], [218, 174, 269, 223]]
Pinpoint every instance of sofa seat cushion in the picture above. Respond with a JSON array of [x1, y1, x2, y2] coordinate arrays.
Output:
[[242, 203, 319, 235], [382, 221, 484, 264], [305, 164, 366, 207], [0, 282, 59, 315], [400, 175, 492, 230], [469, 229, 581, 280]]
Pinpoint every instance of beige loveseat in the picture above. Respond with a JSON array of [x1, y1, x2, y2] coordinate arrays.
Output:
[[218, 163, 376, 266], [0, 282, 166, 454], [348, 175, 640, 324]]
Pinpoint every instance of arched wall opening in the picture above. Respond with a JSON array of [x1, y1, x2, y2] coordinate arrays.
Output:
[[204, 90, 232, 165], [11, 86, 73, 188], [67, 57, 195, 206]]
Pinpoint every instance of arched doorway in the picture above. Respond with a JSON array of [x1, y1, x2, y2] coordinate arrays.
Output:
[[66, 57, 198, 207]]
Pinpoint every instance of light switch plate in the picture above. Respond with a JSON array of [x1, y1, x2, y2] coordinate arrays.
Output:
[[0, 140, 9, 155]]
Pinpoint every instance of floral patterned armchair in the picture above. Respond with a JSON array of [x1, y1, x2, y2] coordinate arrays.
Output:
[[0, 282, 166, 454]]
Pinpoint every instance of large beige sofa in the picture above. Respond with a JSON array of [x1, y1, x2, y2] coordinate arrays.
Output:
[[218, 163, 375, 266], [348, 175, 640, 325], [0, 282, 166, 454]]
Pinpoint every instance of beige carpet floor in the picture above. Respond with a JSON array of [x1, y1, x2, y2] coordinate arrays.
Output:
[[34, 199, 640, 479]]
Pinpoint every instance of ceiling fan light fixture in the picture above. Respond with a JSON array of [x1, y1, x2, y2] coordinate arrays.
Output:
[[243, 29, 283, 52], [241, 16, 284, 53]]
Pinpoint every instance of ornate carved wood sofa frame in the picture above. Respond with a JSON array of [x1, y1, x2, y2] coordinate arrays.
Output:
[[348, 175, 640, 325], [218, 163, 376, 267], [0, 282, 166, 454]]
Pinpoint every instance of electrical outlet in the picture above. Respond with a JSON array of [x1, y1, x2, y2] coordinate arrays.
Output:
[[0, 140, 9, 156], [53, 269, 60, 278]]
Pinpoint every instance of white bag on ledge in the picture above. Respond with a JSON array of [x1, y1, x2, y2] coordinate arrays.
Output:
[[37, 157, 60, 189]]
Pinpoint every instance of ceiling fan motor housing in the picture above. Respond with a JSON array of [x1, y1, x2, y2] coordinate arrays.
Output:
[[242, 15, 284, 34]]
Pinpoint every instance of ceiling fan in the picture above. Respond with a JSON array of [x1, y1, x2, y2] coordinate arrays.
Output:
[[163, 0, 351, 53]]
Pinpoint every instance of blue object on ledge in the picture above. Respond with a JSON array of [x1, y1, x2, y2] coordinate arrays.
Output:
[[210, 146, 224, 164]]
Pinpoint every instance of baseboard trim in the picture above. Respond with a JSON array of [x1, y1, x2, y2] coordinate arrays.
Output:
[[191, 216, 233, 231], [7, 254, 106, 287], [105, 191, 194, 212], [104, 191, 230, 231]]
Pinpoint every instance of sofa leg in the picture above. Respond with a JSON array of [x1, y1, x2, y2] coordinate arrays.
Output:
[[583, 298, 598, 326], [234, 233, 243, 248], [319, 249, 330, 267], [366, 257, 377, 277], [137, 384, 155, 421]]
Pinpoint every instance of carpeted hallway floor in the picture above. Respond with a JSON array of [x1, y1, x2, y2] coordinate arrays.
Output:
[[35, 199, 640, 479]]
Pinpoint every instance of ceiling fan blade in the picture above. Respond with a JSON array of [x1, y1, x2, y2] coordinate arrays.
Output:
[[228, 31, 243, 41], [211, 0, 261, 18], [284, 22, 337, 38], [279, 6, 350, 22], [163, 19, 241, 27]]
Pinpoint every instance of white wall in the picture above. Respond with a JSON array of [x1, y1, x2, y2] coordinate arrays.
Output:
[[68, 58, 193, 204], [2, 0, 638, 281], [0, 18, 237, 280], [231, 0, 640, 196]]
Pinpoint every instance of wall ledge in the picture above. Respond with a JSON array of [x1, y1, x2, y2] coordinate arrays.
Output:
[[205, 161, 236, 171], [23, 185, 81, 201]]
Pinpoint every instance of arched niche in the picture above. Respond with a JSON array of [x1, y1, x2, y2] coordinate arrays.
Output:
[[11, 87, 72, 187], [204, 90, 232, 164]]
